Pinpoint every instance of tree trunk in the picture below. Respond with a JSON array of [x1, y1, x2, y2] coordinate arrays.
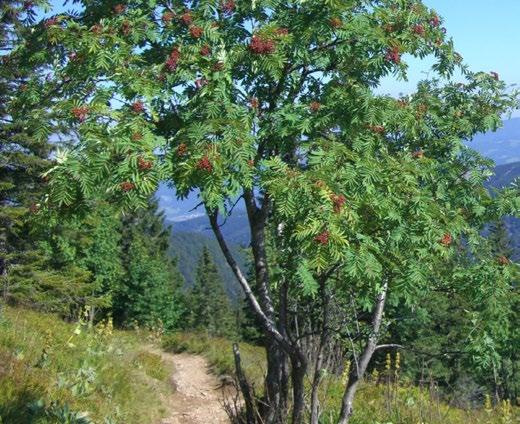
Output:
[[310, 280, 331, 424], [233, 343, 256, 424], [290, 353, 307, 424], [337, 280, 389, 424]]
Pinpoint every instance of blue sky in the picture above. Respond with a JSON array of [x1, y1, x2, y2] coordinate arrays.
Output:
[[379, 0, 520, 97]]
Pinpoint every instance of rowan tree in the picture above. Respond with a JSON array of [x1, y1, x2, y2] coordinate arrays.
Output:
[[12, 0, 520, 422]]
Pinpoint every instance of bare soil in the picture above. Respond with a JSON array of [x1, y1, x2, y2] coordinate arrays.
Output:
[[157, 351, 231, 424]]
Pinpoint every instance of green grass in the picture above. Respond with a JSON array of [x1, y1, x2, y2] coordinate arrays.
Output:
[[0, 306, 172, 424], [162, 332, 519, 424]]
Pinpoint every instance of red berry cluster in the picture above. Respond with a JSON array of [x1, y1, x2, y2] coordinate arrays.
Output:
[[369, 125, 385, 134], [131, 101, 145, 113], [213, 61, 224, 71], [249, 35, 276, 55], [138, 157, 153, 170], [440, 233, 452, 247], [330, 17, 342, 29], [397, 98, 408, 108], [315, 230, 330, 245], [177, 143, 188, 156], [490, 71, 499, 81], [162, 11, 175, 24], [121, 20, 132, 36], [120, 181, 135, 192], [181, 10, 193, 25], [413, 24, 425, 36], [166, 48, 180, 71], [249, 97, 259, 109], [430, 15, 440, 27], [412, 149, 424, 159], [114, 4, 126, 14], [195, 78, 208, 89], [247, 159, 255, 168], [221, 0, 235, 14], [331, 194, 346, 213], [72, 106, 89, 122], [196, 156, 213, 172], [91, 24, 103, 34], [309, 101, 321, 112], [276, 28, 289, 36], [385, 46, 401, 64], [189, 25, 203, 38], [200, 45, 211, 56], [44, 17, 58, 28], [131, 132, 143, 141], [497, 255, 510, 266]]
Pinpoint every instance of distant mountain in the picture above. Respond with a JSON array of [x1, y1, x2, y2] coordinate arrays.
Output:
[[469, 118, 520, 165], [167, 209, 250, 246], [169, 231, 248, 300]]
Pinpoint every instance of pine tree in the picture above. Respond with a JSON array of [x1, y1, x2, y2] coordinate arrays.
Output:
[[1, 0, 55, 313], [113, 199, 184, 329], [187, 246, 235, 338]]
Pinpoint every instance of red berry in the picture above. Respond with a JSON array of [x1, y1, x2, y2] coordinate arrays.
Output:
[[330, 17, 342, 29], [249, 35, 276, 55], [314, 230, 330, 245], [138, 157, 153, 170], [131, 101, 145, 113], [385, 46, 401, 64], [413, 24, 425, 36], [497, 255, 510, 266], [309, 101, 321, 112], [113, 4, 126, 14], [440, 233, 452, 247], [196, 156, 213, 172], [189, 25, 203, 38], [412, 150, 424, 159], [249, 97, 259, 109], [166, 48, 180, 71], [177, 143, 188, 156], [91, 24, 103, 34], [221, 0, 235, 14], [121, 20, 132, 36], [71, 106, 89, 122], [181, 10, 192, 25], [369, 125, 385, 134], [195, 78, 208, 89], [330, 194, 346, 213], [200, 45, 211, 56], [44, 17, 58, 28], [120, 181, 135, 192], [131, 132, 143, 141], [162, 11, 175, 24], [276, 28, 289, 36], [430, 15, 440, 27]]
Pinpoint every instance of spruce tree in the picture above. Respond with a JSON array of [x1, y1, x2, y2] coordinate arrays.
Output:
[[187, 246, 235, 338], [114, 199, 184, 329]]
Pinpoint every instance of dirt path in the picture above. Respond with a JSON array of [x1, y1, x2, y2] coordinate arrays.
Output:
[[155, 350, 231, 424]]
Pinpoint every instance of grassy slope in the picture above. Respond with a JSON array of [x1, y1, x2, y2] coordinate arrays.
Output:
[[163, 333, 519, 424], [0, 306, 172, 424]]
